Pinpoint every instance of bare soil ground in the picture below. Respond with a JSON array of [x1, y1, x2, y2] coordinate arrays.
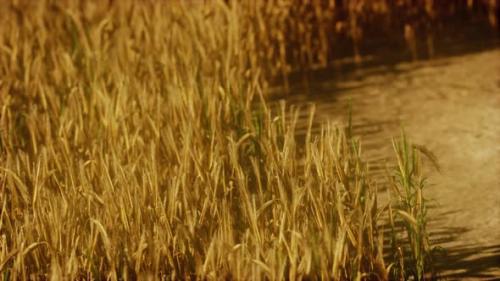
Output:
[[277, 47, 500, 279]]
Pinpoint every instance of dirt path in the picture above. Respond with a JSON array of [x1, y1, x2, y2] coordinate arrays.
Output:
[[279, 48, 500, 279]]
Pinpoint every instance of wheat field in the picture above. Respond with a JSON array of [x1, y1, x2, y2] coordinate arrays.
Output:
[[2, 0, 486, 280]]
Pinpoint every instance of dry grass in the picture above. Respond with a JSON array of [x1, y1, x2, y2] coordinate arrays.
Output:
[[0, 0, 457, 280]]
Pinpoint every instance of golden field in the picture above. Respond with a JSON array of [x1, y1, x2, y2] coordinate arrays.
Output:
[[2, 0, 496, 280]]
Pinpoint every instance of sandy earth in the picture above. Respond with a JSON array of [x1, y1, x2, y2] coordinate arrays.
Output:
[[278, 47, 500, 279]]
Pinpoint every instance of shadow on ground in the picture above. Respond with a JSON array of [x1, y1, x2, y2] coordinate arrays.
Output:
[[436, 244, 500, 279], [428, 209, 500, 279]]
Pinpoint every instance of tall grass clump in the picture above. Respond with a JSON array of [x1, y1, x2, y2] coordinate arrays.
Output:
[[0, 0, 436, 280], [386, 133, 437, 280]]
